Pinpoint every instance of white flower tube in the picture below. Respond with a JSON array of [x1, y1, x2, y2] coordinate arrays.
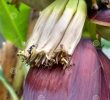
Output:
[[40, 0, 79, 56], [54, 0, 87, 66], [37, 0, 69, 50]]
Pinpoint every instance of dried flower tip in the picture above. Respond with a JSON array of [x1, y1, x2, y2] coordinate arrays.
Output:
[[17, 50, 29, 61], [92, 0, 99, 10], [53, 49, 71, 69]]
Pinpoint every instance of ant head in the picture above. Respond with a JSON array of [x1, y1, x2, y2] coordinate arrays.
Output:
[[28, 44, 37, 54]]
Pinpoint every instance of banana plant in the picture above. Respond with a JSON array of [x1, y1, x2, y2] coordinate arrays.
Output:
[[0, 0, 110, 100], [18, 0, 110, 100]]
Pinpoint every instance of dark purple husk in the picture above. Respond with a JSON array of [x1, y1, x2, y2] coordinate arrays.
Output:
[[98, 50, 110, 100], [100, 70, 110, 100], [23, 39, 110, 100], [89, 8, 110, 26]]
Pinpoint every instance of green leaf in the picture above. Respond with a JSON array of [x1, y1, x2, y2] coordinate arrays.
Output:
[[0, 0, 30, 49], [102, 38, 110, 48], [83, 19, 96, 40], [102, 38, 110, 59], [97, 25, 110, 41]]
